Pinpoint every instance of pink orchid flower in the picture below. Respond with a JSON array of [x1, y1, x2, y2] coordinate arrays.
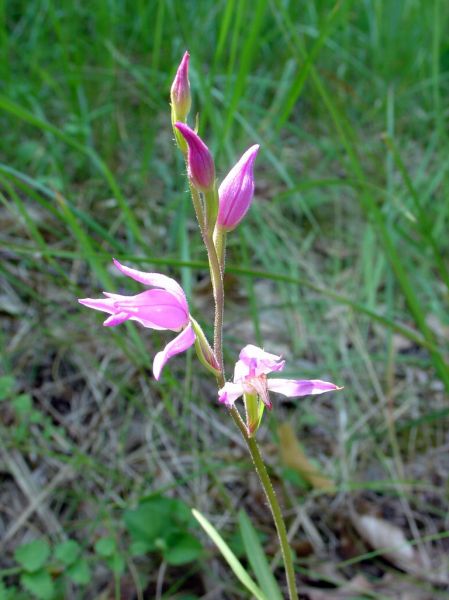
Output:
[[78, 259, 195, 380], [218, 344, 341, 409]]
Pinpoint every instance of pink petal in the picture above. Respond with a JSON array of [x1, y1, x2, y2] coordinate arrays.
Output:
[[218, 382, 244, 408], [170, 51, 191, 119], [234, 344, 285, 380], [78, 297, 116, 314], [114, 289, 189, 330], [103, 312, 130, 327], [244, 376, 272, 409], [217, 144, 259, 231], [152, 323, 196, 380], [112, 259, 188, 308], [174, 123, 215, 191], [267, 378, 342, 397]]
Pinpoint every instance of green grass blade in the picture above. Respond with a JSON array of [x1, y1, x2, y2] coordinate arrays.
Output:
[[238, 509, 283, 600], [0, 94, 142, 245], [192, 509, 269, 600]]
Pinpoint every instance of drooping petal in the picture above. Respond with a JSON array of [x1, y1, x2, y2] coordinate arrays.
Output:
[[78, 297, 116, 314], [217, 144, 259, 231], [152, 322, 196, 380], [234, 344, 285, 381], [267, 378, 342, 397], [218, 382, 245, 408], [112, 259, 188, 307], [114, 289, 189, 330]]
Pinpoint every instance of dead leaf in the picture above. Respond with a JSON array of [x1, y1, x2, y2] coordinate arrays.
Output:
[[351, 512, 416, 570], [304, 574, 372, 599], [278, 422, 335, 492], [351, 511, 449, 586]]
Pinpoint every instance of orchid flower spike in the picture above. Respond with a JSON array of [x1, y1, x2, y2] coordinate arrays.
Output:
[[219, 345, 342, 433], [170, 51, 191, 123], [175, 122, 215, 192], [217, 144, 260, 231], [78, 259, 196, 380]]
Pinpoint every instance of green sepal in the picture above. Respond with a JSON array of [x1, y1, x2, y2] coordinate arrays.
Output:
[[244, 393, 264, 436], [171, 109, 188, 154], [190, 317, 221, 377], [204, 183, 219, 237]]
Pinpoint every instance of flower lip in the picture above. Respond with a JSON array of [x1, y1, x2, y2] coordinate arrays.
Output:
[[217, 144, 260, 231]]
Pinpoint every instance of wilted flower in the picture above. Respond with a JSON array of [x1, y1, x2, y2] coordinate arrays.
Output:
[[170, 51, 191, 123], [78, 259, 195, 380], [175, 122, 215, 192], [217, 144, 259, 231], [219, 344, 341, 409]]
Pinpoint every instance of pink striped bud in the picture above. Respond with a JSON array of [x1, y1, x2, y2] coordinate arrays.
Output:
[[170, 51, 191, 122], [217, 144, 260, 231], [175, 122, 215, 192]]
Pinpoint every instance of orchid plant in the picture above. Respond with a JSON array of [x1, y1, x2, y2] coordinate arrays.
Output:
[[79, 51, 341, 599]]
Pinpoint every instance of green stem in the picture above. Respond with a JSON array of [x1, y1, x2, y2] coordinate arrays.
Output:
[[229, 407, 299, 600], [213, 225, 227, 275], [189, 185, 225, 376], [178, 132, 297, 598], [188, 180, 206, 234]]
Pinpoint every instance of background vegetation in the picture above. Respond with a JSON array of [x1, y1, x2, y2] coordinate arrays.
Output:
[[1, 0, 449, 598]]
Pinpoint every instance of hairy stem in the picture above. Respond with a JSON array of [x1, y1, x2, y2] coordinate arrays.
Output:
[[213, 226, 227, 275], [189, 185, 225, 376], [229, 407, 299, 600]]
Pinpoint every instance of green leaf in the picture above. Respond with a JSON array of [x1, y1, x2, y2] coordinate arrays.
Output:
[[66, 558, 91, 585], [123, 497, 172, 543], [12, 394, 32, 415], [54, 540, 81, 566], [15, 539, 50, 572], [106, 553, 125, 574], [94, 537, 116, 557], [192, 509, 268, 600], [238, 510, 283, 600], [0, 376, 15, 401], [20, 569, 54, 600], [172, 498, 195, 526], [163, 533, 202, 565], [129, 540, 154, 557]]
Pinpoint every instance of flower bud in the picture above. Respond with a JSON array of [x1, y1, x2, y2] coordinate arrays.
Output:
[[170, 51, 191, 123], [175, 122, 215, 192], [217, 144, 259, 231]]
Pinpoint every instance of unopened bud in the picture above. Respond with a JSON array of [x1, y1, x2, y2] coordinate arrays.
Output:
[[175, 122, 215, 192], [170, 51, 191, 123], [217, 144, 259, 231]]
